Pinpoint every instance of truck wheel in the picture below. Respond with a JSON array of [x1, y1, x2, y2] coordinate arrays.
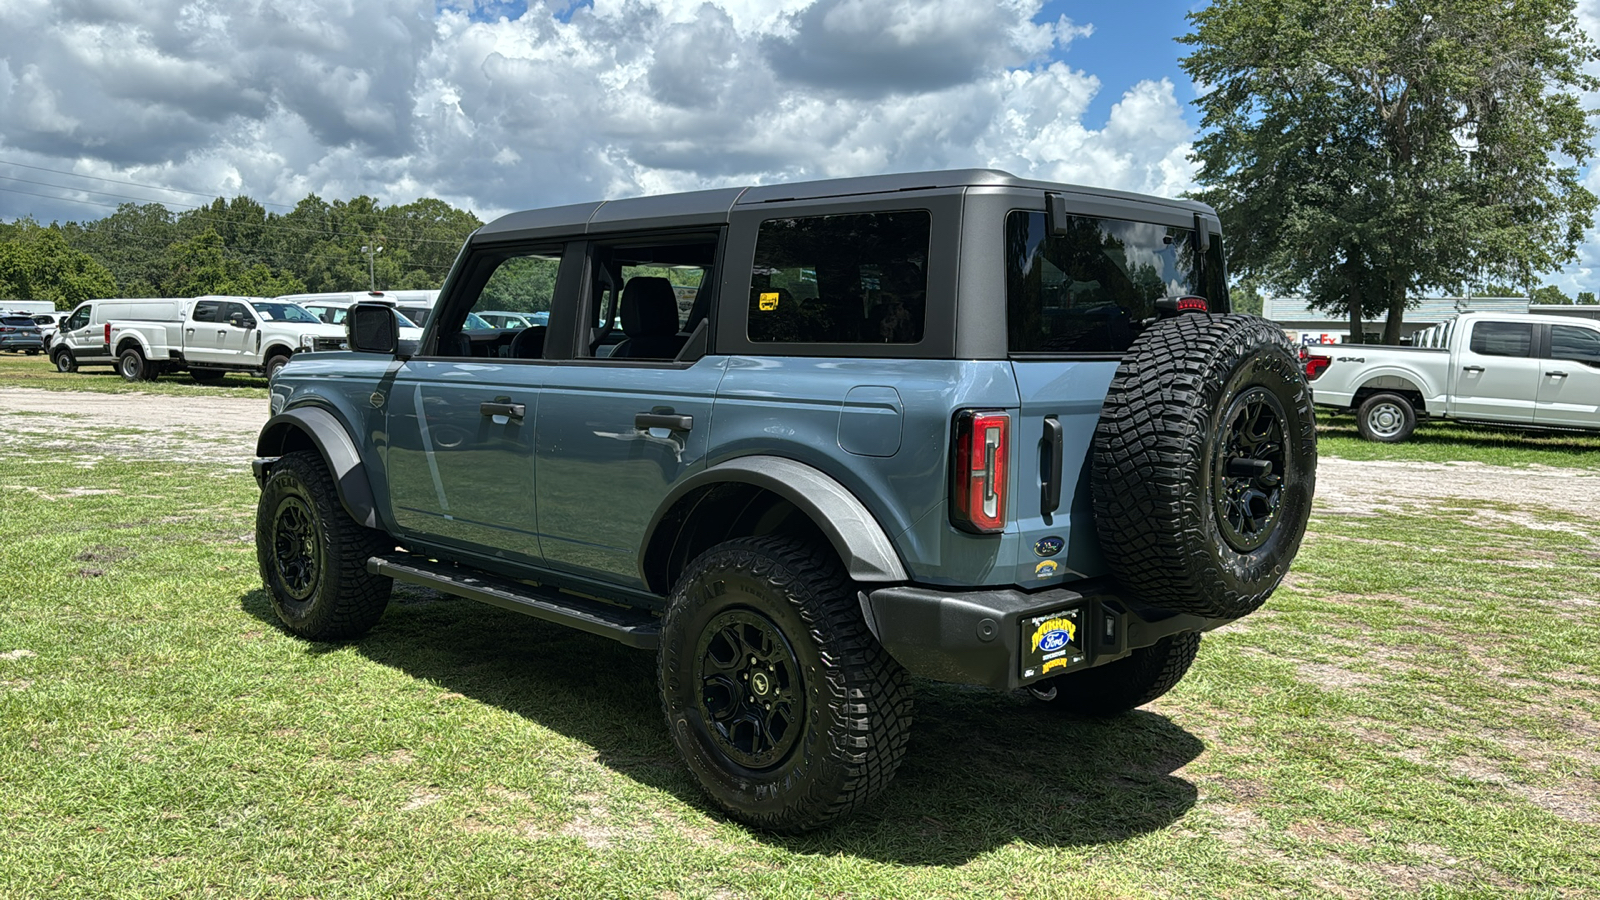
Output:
[[190, 367, 226, 383], [1092, 314, 1317, 620], [118, 347, 157, 382], [255, 450, 392, 640], [265, 354, 290, 381], [52, 349, 76, 373], [1037, 633, 1201, 717], [658, 536, 913, 832], [1355, 392, 1416, 443]]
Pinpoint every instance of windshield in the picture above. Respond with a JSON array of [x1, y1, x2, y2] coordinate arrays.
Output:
[[1006, 211, 1229, 354], [251, 302, 322, 324], [464, 312, 493, 330], [394, 310, 418, 328]]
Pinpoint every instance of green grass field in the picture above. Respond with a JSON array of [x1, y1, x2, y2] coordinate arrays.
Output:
[[1, 357, 1597, 897], [0, 352, 270, 400]]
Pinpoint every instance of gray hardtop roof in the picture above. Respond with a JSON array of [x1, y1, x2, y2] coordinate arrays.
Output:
[[474, 168, 1215, 241]]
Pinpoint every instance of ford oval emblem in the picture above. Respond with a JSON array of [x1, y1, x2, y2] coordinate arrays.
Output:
[[1039, 629, 1071, 653], [1033, 536, 1064, 558]]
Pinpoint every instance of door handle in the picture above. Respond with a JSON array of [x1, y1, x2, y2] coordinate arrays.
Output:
[[636, 412, 693, 432], [1462, 365, 1484, 373], [1548, 371, 1569, 378], [480, 400, 525, 419], [1041, 416, 1064, 515]]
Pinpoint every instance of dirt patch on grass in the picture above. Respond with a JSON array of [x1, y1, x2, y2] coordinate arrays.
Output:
[[1315, 458, 1600, 521], [0, 387, 264, 465]]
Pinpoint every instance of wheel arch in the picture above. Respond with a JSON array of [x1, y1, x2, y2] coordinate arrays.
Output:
[[262, 342, 296, 362], [641, 456, 908, 595], [1352, 370, 1433, 414], [113, 333, 151, 359], [256, 405, 379, 529]]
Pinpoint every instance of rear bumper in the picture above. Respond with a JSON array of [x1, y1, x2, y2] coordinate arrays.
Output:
[[863, 580, 1228, 692], [0, 337, 44, 351]]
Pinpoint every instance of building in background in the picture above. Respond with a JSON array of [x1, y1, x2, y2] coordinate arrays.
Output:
[[1262, 296, 1600, 345]]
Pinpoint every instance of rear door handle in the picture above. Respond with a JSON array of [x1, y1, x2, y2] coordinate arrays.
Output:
[[1548, 371, 1569, 378], [1041, 416, 1064, 515], [636, 412, 693, 432], [1462, 365, 1484, 373], [480, 400, 525, 419]]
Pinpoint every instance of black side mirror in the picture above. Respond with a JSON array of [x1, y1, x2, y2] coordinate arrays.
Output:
[[349, 302, 398, 354]]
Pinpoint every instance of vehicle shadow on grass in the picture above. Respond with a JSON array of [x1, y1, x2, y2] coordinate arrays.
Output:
[[240, 588, 1201, 866]]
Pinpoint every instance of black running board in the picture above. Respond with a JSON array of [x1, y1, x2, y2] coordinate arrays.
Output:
[[367, 554, 660, 650]]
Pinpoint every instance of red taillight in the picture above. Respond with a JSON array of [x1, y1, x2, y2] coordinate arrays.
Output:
[[1176, 295, 1209, 313], [951, 410, 1010, 534], [1304, 354, 1331, 381], [104, 323, 112, 345]]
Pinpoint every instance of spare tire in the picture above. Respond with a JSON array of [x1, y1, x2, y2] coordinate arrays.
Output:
[[1090, 314, 1316, 620]]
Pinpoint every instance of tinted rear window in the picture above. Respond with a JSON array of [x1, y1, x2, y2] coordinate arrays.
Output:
[[2, 317, 36, 327], [748, 211, 929, 345], [1469, 322, 1532, 358], [1006, 211, 1228, 354]]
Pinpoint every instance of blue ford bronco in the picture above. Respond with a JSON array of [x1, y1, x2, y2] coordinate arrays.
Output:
[[253, 169, 1317, 831]]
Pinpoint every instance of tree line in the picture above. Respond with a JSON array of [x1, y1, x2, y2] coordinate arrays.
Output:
[[1, 195, 482, 309]]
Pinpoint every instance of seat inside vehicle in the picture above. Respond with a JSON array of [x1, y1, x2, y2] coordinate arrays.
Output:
[[611, 276, 685, 359]]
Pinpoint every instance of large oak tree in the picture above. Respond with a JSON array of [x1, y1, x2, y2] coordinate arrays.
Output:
[[1182, 0, 1599, 343]]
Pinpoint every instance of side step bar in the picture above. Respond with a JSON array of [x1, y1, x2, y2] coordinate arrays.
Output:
[[366, 554, 660, 650]]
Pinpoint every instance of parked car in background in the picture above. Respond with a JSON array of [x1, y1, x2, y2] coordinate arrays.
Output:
[[0, 314, 45, 354], [476, 310, 549, 329], [290, 295, 423, 341], [32, 312, 69, 348], [51, 298, 190, 372], [106, 296, 350, 382], [1304, 311, 1600, 441]]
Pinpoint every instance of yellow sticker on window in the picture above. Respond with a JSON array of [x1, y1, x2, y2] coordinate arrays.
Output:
[[758, 292, 780, 311]]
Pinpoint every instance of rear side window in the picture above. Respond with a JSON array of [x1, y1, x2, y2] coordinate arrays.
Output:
[[1550, 324, 1600, 364], [1469, 322, 1533, 358], [1006, 211, 1228, 354], [748, 211, 929, 344], [191, 301, 221, 323]]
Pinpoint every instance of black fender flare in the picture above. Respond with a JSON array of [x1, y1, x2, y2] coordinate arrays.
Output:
[[255, 406, 379, 529], [645, 455, 908, 584]]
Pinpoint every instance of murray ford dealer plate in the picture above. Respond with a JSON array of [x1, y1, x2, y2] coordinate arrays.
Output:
[[1020, 607, 1087, 681]]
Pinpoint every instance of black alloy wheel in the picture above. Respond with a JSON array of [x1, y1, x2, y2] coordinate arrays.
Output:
[[1212, 386, 1288, 553], [694, 609, 805, 770], [270, 495, 321, 602]]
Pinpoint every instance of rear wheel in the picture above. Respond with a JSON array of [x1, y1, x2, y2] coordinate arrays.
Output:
[[118, 347, 157, 382], [659, 536, 913, 832], [1356, 392, 1416, 443], [1036, 633, 1202, 717], [255, 450, 392, 640]]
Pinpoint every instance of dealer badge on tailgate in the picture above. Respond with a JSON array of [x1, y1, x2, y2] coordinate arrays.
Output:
[[1021, 608, 1085, 680]]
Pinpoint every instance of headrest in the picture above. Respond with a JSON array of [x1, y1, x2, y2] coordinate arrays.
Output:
[[620, 276, 680, 338]]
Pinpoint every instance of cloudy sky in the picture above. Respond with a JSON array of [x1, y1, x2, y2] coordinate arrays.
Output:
[[2, 0, 1599, 294]]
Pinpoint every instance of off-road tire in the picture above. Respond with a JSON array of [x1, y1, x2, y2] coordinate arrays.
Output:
[[659, 536, 913, 833], [190, 367, 226, 383], [52, 349, 76, 373], [118, 347, 157, 382], [1355, 392, 1416, 443], [1038, 632, 1202, 717], [1091, 314, 1317, 620], [265, 354, 291, 381], [255, 450, 392, 640]]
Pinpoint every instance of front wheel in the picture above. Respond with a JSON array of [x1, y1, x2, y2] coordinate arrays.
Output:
[[265, 354, 290, 381], [1037, 633, 1202, 717], [659, 536, 913, 832], [1356, 392, 1416, 443], [255, 450, 392, 640], [52, 349, 76, 373]]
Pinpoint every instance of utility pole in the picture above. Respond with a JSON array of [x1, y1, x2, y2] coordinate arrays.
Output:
[[361, 243, 382, 291]]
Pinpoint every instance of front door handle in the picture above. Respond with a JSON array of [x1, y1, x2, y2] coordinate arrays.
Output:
[[480, 400, 526, 419], [1462, 365, 1485, 373], [1548, 371, 1569, 378], [636, 412, 693, 432]]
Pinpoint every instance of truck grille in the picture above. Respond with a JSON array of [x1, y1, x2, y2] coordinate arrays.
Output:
[[313, 337, 347, 352]]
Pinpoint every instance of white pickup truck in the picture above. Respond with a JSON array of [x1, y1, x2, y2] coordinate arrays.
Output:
[[1304, 312, 1600, 441], [107, 296, 350, 382]]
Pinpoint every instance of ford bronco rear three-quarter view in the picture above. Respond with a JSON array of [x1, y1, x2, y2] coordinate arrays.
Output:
[[252, 169, 1318, 832]]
